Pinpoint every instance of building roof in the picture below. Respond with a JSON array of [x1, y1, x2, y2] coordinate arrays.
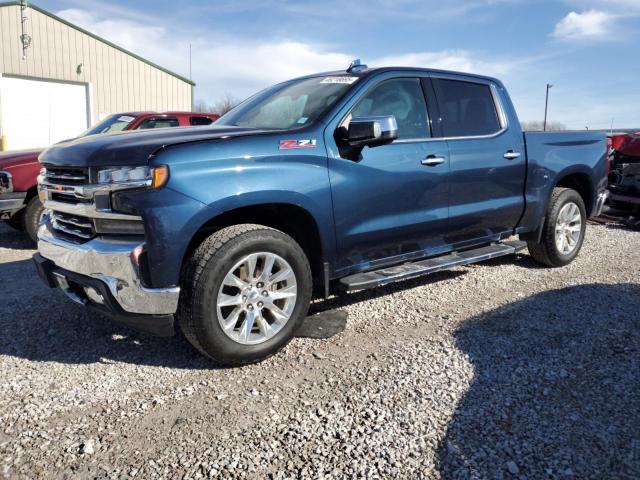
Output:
[[0, 1, 195, 86]]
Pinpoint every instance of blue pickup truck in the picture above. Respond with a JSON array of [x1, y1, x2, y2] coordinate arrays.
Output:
[[33, 63, 608, 365]]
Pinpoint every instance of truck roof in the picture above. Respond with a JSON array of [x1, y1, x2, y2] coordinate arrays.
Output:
[[295, 66, 503, 86], [116, 112, 218, 117]]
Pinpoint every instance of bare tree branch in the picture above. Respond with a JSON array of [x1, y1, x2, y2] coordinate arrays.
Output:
[[193, 93, 240, 116], [521, 121, 567, 131]]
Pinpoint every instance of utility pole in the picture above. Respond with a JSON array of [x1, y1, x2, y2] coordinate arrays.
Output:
[[189, 43, 192, 80], [543, 83, 553, 131]]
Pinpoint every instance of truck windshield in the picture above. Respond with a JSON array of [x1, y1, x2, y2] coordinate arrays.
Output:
[[217, 76, 359, 130], [82, 114, 136, 136]]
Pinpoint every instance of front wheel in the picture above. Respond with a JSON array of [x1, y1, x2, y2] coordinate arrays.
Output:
[[179, 224, 312, 366], [23, 196, 45, 244], [527, 187, 587, 267]]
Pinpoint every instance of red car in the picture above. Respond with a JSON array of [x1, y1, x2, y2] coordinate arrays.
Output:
[[0, 111, 218, 242], [607, 131, 640, 223]]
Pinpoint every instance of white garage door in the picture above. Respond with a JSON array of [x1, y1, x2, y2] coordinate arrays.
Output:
[[0, 76, 89, 150]]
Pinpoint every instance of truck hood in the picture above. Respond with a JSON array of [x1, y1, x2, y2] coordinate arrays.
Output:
[[39, 126, 266, 167], [0, 149, 43, 170]]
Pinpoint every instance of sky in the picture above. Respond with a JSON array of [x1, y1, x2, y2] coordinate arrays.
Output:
[[32, 0, 640, 129]]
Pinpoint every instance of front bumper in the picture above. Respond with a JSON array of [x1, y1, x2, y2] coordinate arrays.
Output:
[[609, 190, 640, 206], [0, 192, 27, 218], [35, 221, 180, 335]]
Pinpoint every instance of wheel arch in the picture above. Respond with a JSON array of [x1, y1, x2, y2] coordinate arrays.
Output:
[[554, 171, 595, 216], [182, 203, 328, 298]]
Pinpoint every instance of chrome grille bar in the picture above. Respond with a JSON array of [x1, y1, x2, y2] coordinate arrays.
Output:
[[44, 199, 142, 220], [51, 211, 93, 229], [45, 173, 87, 182], [51, 218, 94, 239]]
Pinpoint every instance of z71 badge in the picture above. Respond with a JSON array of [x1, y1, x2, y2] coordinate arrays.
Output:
[[279, 139, 317, 150]]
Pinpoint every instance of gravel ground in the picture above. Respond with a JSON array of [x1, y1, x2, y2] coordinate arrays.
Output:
[[0, 221, 638, 479]]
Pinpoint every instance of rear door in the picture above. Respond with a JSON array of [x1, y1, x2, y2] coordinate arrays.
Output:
[[328, 75, 450, 273], [431, 75, 525, 245]]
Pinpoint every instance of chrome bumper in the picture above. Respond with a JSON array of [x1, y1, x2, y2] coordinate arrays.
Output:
[[37, 220, 180, 315], [0, 192, 27, 216], [593, 189, 609, 217]]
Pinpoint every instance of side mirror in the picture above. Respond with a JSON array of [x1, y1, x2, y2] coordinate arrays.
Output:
[[335, 115, 398, 160], [347, 116, 398, 148]]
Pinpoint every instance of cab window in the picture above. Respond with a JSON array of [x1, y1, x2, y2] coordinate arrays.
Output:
[[136, 117, 180, 130], [350, 78, 430, 140], [190, 116, 214, 126], [432, 79, 502, 137]]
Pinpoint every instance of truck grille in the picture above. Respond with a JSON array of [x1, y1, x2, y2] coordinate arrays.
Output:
[[40, 165, 143, 243], [51, 211, 95, 240], [40, 166, 95, 241], [43, 166, 90, 185]]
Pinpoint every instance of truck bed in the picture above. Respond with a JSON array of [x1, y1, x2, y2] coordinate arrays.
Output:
[[518, 130, 608, 231]]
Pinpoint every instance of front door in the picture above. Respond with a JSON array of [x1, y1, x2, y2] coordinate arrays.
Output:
[[431, 76, 526, 245], [327, 76, 450, 274]]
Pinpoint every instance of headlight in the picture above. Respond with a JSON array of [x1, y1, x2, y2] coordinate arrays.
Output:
[[0, 171, 13, 194], [97, 166, 150, 183], [97, 165, 168, 189]]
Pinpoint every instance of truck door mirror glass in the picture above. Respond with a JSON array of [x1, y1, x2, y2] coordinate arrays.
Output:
[[336, 115, 398, 160]]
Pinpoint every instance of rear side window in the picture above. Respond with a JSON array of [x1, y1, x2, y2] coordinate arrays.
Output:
[[136, 117, 180, 130], [190, 116, 214, 126], [351, 78, 430, 140], [433, 79, 502, 137]]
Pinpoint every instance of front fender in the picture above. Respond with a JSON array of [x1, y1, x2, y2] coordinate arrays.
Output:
[[137, 135, 336, 286], [0, 157, 40, 192]]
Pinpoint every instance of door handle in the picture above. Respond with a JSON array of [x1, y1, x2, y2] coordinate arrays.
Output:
[[421, 155, 446, 166], [504, 150, 521, 160]]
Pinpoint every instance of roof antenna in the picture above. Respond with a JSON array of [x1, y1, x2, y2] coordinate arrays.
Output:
[[347, 59, 367, 73]]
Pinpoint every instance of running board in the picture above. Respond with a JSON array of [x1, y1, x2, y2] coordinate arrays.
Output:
[[340, 241, 527, 292]]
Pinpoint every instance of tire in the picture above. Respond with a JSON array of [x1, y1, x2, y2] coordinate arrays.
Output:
[[178, 224, 312, 366], [527, 187, 587, 267], [22, 196, 45, 244]]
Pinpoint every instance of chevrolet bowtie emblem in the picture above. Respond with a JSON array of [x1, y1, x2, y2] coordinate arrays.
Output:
[[54, 185, 63, 191]]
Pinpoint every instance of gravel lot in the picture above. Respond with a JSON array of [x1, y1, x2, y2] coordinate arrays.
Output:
[[0, 221, 638, 479]]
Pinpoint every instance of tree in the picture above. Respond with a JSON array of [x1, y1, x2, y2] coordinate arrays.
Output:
[[213, 93, 239, 116], [521, 120, 567, 131], [193, 93, 240, 116], [193, 99, 214, 114]]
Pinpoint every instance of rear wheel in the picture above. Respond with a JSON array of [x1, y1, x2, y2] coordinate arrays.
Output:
[[23, 196, 45, 244], [179, 224, 312, 366], [527, 187, 586, 267]]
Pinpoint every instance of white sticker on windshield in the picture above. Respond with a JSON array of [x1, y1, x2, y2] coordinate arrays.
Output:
[[117, 115, 135, 122], [320, 76, 359, 84], [297, 117, 308, 124]]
